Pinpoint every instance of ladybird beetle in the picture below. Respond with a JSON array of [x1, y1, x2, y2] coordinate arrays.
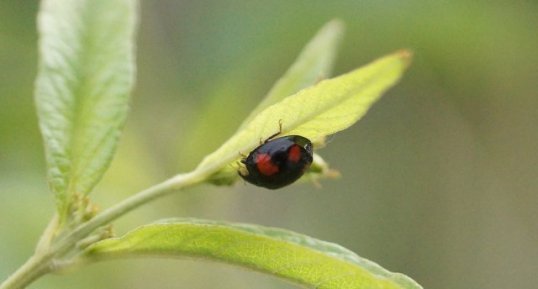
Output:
[[239, 135, 314, 189]]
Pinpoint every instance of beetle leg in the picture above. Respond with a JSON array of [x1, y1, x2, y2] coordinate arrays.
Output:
[[237, 163, 249, 177], [264, 119, 284, 143]]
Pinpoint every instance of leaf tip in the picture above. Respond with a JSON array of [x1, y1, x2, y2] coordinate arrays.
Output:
[[326, 18, 345, 33], [396, 49, 414, 68]]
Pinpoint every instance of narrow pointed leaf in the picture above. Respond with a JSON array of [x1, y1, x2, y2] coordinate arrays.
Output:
[[239, 19, 344, 128], [197, 51, 411, 176], [35, 0, 138, 219], [86, 219, 422, 289]]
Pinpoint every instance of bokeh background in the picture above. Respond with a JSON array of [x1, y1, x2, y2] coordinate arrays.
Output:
[[1, 1, 537, 289]]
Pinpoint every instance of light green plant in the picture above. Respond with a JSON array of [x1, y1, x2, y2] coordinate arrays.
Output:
[[0, 0, 419, 288]]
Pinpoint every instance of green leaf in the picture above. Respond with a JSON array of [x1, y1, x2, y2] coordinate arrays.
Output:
[[86, 219, 422, 289], [197, 51, 412, 176], [207, 20, 343, 186], [239, 19, 344, 128], [35, 0, 138, 220]]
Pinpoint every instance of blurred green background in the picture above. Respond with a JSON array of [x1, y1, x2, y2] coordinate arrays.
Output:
[[1, 1, 537, 288]]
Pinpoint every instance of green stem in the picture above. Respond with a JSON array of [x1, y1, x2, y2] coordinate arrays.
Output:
[[0, 170, 207, 289], [56, 171, 205, 248], [0, 253, 51, 289], [35, 214, 59, 254]]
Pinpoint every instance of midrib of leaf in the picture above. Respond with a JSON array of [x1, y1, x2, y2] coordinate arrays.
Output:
[[68, 2, 134, 197], [68, 3, 95, 195]]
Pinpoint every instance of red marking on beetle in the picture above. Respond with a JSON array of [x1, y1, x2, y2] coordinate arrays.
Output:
[[288, 145, 301, 163], [256, 153, 279, 176]]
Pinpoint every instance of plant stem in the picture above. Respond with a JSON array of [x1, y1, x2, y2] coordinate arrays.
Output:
[[0, 170, 207, 289], [0, 253, 51, 289], [56, 171, 205, 249], [35, 214, 59, 254]]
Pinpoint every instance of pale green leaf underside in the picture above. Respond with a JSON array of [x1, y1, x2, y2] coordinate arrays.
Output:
[[35, 0, 137, 219], [197, 51, 411, 176], [239, 19, 344, 128], [87, 219, 422, 289]]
